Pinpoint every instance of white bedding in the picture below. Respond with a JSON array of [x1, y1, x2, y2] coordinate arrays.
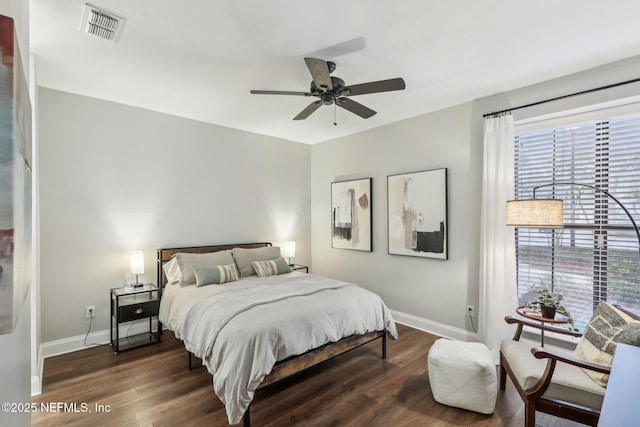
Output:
[[159, 271, 397, 425]]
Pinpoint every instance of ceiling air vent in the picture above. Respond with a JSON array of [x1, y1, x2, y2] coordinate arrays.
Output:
[[81, 4, 125, 42]]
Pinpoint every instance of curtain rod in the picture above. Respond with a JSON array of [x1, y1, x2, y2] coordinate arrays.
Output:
[[482, 76, 640, 118]]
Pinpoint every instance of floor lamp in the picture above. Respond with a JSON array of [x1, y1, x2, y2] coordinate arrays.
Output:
[[506, 182, 640, 258]]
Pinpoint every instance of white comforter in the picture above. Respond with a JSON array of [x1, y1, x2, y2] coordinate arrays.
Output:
[[159, 272, 397, 425]]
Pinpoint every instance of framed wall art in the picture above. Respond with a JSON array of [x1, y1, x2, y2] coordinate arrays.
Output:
[[387, 168, 447, 259], [0, 15, 32, 335], [331, 178, 372, 251]]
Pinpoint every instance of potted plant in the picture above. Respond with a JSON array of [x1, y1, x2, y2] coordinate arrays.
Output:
[[525, 290, 566, 319]]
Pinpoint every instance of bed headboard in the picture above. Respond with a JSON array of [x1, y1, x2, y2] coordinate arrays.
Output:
[[156, 242, 272, 291]]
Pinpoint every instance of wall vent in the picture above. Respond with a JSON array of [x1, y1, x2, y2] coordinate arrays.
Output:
[[81, 4, 125, 42]]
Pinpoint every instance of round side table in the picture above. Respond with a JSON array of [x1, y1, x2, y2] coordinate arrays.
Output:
[[515, 306, 569, 347]]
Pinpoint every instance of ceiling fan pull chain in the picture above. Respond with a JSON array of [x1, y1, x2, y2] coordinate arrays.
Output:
[[334, 103, 337, 126]]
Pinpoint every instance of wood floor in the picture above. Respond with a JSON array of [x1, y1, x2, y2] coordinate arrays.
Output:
[[32, 324, 583, 427]]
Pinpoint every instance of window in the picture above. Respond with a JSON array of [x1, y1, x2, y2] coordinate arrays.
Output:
[[514, 103, 640, 331]]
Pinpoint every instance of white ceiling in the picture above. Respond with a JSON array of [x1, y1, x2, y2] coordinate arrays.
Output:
[[31, 0, 640, 144]]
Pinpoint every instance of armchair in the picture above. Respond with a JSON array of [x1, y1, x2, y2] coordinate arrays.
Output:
[[500, 316, 607, 427], [501, 303, 640, 426]]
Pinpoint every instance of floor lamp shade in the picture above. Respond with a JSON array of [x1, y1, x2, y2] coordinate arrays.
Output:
[[507, 182, 640, 259], [506, 199, 564, 228]]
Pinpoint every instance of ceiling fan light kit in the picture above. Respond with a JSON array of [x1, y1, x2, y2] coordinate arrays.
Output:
[[250, 57, 405, 121]]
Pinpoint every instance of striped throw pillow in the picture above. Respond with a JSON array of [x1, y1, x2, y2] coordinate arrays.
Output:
[[251, 257, 292, 277], [192, 263, 240, 287]]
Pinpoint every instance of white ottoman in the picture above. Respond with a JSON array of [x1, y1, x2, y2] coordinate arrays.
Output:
[[427, 338, 497, 414]]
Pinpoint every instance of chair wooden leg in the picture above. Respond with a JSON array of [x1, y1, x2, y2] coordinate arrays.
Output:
[[524, 399, 536, 427], [499, 361, 507, 390]]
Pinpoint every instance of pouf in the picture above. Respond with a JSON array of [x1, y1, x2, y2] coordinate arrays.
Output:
[[427, 338, 497, 414]]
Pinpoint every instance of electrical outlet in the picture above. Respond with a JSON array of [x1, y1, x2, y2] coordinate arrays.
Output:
[[86, 306, 95, 319], [466, 305, 474, 318]]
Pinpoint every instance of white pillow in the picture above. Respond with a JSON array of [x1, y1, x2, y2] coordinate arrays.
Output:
[[170, 251, 235, 285], [162, 257, 181, 284], [231, 246, 281, 277]]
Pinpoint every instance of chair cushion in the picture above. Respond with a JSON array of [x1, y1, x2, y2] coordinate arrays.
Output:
[[501, 339, 606, 410], [573, 301, 640, 386]]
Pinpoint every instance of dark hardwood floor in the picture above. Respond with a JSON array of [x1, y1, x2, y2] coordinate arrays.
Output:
[[32, 324, 583, 426]]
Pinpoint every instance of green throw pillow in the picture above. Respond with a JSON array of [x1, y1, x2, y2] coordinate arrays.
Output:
[[251, 257, 292, 277], [192, 263, 239, 287]]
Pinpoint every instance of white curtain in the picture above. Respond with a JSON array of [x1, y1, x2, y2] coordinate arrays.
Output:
[[479, 114, 518, 363]]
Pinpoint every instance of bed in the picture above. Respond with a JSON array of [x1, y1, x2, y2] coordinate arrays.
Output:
[[157, 242, 398, 426]]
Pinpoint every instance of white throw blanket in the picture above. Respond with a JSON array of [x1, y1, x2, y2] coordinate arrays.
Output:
[[178, 273, 398, 424]]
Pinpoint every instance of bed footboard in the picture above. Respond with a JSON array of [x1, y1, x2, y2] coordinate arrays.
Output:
[[243, 330, 387, 426]]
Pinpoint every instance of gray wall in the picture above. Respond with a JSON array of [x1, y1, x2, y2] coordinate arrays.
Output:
[[311, 103, 482, 336], [38, 88, 311, 343]]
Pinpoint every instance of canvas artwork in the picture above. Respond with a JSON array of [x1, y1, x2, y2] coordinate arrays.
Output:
[[0, 15, 32, 335], [331, 178, 372, 251], [388, 168, 448, 259]]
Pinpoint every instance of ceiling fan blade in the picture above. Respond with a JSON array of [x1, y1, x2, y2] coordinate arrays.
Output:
[[336, 97, 376, 119], [293, 100, 323, 120], [250, 90, 314, 96], [304, 57, 333, 91], [342, 78, 405, 96], [305, 37, 367, 60]]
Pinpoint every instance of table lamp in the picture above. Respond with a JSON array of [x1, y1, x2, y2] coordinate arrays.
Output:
[[282, 241, 296, 266], [130, 250, 144, 287]]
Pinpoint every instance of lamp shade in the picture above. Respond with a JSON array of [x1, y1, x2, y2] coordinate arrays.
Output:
[[506, 199, 564, 228], [130, 250, 144, 275], [282, 241, 296, 258]]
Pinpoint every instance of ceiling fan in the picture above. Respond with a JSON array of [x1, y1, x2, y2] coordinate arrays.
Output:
[[250, 58, 406, 121]]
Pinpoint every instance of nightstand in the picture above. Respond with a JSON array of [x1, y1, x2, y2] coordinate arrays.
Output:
[[110, 284, 160, 353], [290, 264, 309, 273]]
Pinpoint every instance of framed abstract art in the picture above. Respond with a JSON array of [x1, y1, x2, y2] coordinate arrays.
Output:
[[387, 168, 447, 259], [0, 15, 32, 334], [331, 178, 372, 251]]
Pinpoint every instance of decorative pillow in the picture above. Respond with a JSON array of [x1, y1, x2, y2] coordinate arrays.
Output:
[[193, 264, 240, 287], [251, 257, 292, 278], [231, 246, 282, 277], [172, 251, 235, 285], [573, 301, 640, 386]]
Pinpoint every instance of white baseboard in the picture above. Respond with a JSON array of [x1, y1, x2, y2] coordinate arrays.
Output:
[[41, 312, 476, 360], [31, 374, 41, 397], [42, 320, 159, 359], [390, 309, 479, 342], [30, 347, 43, 397]]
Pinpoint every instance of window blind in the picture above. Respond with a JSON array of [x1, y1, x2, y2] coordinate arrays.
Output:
[[514, 104, 640, 330]]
